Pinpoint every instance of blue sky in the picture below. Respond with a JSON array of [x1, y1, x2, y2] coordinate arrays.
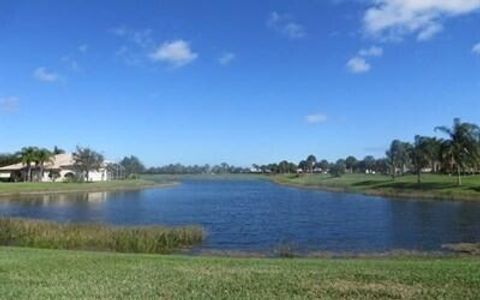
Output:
[[0, 0, 479, 166]]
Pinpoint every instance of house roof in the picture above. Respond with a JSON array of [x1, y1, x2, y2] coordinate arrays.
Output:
[[0, 153, 75, 171]]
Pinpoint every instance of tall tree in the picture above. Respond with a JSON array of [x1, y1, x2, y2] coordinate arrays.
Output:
[[345, 156, 358, 173], [306, 155, 317, 173], [316, 160, 329, 173], [386, 140, 411, 180], [0, 153, 19, 167], [73, 146, 104, 182], [120, 155, 145, 177], [17, 146, 38, 182], [329, 159, 346, 177], [362, 156, 376, 173], [410, 136, 430, 184], [34, 148, 54, 182], [421, 137, 442, 173], [298, 160, 308, 173], [52, 146, 65, 155], [435, 118, 480, 185]]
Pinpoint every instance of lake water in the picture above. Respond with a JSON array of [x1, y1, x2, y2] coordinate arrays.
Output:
[[1, 179, 480, 253]]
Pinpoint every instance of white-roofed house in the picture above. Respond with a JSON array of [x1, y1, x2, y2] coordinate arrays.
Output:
[[0, 153, 111, 182]]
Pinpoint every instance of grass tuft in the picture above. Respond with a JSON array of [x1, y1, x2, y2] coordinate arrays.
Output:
[[0, 218, 204, 254]]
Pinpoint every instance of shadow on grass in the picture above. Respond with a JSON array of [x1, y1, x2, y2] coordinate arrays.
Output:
[[371, 182, 458, 191], [352, 180, 389, 187], [467, 186, 480, 192]]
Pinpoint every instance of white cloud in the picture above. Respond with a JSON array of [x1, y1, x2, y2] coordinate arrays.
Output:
[[472, 42, 480, 54], [267, 11, 306, 39], [33, 67, 60, 82], [305, 113, 328, 124], [416, 23, 443, 41], [149, 40, 198, 67], [0, 96, 19, 113], [346, 56, 371, 73], [218, 52, 236, 65], [364, 0, 480, 41], [359, 46, 383, 57]]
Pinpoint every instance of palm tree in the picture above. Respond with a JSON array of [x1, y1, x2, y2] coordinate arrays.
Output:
[[34, 148, 54, 182], [435, 118, 480, 185], [410, 136, 430, 184], [386, 140, 411, 181], [73, 146, 104, 182], [17, 146, 38, 182], [306, 155, 317, 173]]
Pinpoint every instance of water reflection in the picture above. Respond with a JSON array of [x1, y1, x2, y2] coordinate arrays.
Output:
[[0, 191, 109, 206]]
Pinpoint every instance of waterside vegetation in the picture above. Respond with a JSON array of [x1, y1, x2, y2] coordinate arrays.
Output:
[[0, 218, 204, 254]]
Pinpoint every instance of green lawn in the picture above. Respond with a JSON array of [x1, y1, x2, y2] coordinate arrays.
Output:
[[0, 179, 175, 196], [273, 173, 480, 201], [1, 247, 479, 299]]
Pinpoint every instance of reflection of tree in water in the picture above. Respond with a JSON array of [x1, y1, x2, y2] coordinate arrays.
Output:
[[1, 191, 109, 207]]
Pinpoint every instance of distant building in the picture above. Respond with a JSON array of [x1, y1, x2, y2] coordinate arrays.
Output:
[[0, 153, 113, 182]]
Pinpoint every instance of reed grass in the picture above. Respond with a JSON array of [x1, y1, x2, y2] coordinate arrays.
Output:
[[0, 218, 204, 254]]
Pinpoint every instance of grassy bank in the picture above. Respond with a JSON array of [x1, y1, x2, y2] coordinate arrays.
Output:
[[273, 173, 480, 201], [1, 247, 479, 299], [0, 218, 204, 254], [0, 178, 175, 196]]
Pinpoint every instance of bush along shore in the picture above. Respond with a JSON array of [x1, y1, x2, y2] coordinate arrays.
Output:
[[0, 218, 204, 254]]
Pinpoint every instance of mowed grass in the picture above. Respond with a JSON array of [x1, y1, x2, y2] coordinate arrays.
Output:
[[0, 179, 172, 196], [1, 247, 479, 299], [273, 173, 480, 201], [0, 218, 204, 254]]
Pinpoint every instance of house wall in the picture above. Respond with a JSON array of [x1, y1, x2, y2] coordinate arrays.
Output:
[[39, 169, 109, 182]]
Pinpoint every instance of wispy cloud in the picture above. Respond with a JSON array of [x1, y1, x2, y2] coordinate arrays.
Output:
[[61, 55, 80, 72], [267, 11, 306, 39], [0, 96, 19, 113], [111, 26, 197, 68], [149, 40, 198, 67], [358, 46, 383, 57], [110, 26, 156, 66], [218, 52, 236, 65], [305, 113, 328, 124], [33, 67, 60, 82], [346, 56, 371, 74], [110, 26, 153, 48], [347, 45, 383, 74], [473, 42, 480, 55], [363, 0, 480, 41]]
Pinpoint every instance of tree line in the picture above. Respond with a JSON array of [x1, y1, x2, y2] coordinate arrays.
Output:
[[145, 162, 250, 175], [254, 118, 480, 186]]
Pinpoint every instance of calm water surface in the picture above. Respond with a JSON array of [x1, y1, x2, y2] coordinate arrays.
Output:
[[1, 179, 480, 253]]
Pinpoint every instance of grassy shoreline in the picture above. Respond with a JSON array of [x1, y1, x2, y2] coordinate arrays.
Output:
[[0, 179, 177, 197], [271, 173, 480, 201], [0, 218, 204, 254], [1, 246, 479, 299]]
